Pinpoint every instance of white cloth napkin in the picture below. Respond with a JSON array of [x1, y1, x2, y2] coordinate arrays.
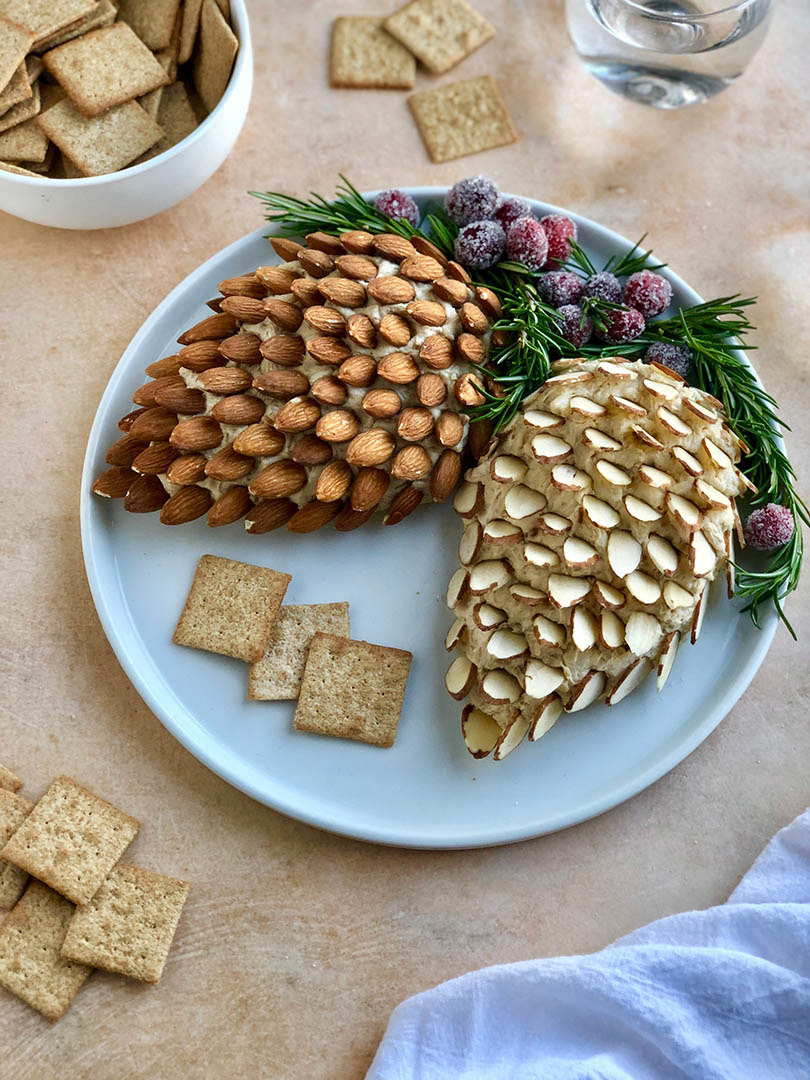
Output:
[[368, 809, 810, 1080]]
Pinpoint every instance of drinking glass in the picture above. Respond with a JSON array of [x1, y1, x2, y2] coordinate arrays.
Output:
[[565, 0, 774, 108]]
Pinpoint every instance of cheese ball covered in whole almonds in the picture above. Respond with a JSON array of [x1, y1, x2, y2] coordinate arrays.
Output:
[[445, 357, 749, 761]]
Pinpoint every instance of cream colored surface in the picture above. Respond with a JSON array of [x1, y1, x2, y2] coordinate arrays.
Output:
[[0, 1, 808, 1075]]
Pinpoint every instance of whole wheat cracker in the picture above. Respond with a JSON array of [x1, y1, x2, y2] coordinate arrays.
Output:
[[192, 0, 237, 114], [294, 632, 412, 748], [0, 158, 40, 174], [384, 0, 495, 75], [0, 880, 91, 1021], [330, 17, 416, 90], [33, 0, 117, 54], [61, 863, 190, 984], [0, 78, 40, 134], [248, 602, 351, 701], [117, 0, 182, 51], [139, 79, 197, 158], [0, 775, 140, 905], [0, 0, 97, 45], [0, 111, 48, 159], [0, 15, 34, 91], [43, 22, 170, 118], [139, 51, 176, 120], [24, 140, 55, 171], [408, 74, 517, 163], [0, 764, 22, 793], [0, 789, 32, 909], [173, 554, 291, 664], [0, 61, 32, 114], [37, 97, 163, 175], [178, 0, 203, 64]]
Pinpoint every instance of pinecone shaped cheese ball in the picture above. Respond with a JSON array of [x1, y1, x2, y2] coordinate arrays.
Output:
[[445, 357, 751, 761], [93, 231, 496, 533]]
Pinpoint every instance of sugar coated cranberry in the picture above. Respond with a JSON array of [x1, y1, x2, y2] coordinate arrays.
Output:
[[644, 341, 693, 379], [374, 189, 420, 227], [539, 214, 577, 267], [494, 196, 534, 231], [598, 306, 645, 343], [445, 176, 499, 225], [743, 504, 795, 551], [454, 220, 506, 269], [538, 270, 584, 308], [581, 271, 622, 304], [506, 217, 548, 271], [623, 270, 673, 318], [556, 305, 593, 348]]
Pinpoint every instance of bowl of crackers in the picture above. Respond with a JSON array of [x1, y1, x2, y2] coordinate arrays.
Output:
[[0, 0, 252, 229]]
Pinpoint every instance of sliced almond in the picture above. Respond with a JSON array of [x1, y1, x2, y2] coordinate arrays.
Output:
[[566, 670, 606, 713], [445, 656, 476, 700], [446, 567, 468, 607], [606, 659, 651, 706], [445, 618, 466, 651], [656, 631, 680, 691], [624, 494, 661, 523], [689, 530, 716, 577], [599, 610, 625, 649], [582, 428, 622, 452], [492, 714, 532, 761], [563, 536, 598, 569], [684, 398, 718, 423], [545, 371, 594, 386], [643, 378, 678, 400], [480, 669, 520, 706], [725, 531, 735, 600], [490, 455, 527, 484], [483, 519, 523, 546], [631, 425, 664, 451], [702, 437, 733, 470], [528, 695, 563, 741], [592, 580, 625, 610], [571, 607, 598, 651], [663, 580, 694, 610], [468, 560, 512, 594], [625, 612, 663, 657], [525, 659, 565, 699], [638, 464, 674, 490], [672, 447, 704, 476], [597, 361, 634, 380], [532, 613, 566, 647], [473, 603, 507, 630], [461, 706, 501, 758], [691, 583, 708, 643], [582, 495, 620, 530], [569, 395, 606, 418], [487, 629, 529, 661], [524, 542, 558, 569], [524, 409, 564, 430], [453, 480, 483, 518], [625, 571, 662, 605], [646, 535, 679, 577], [511, 583, 545, 607], [609, 394, 647, 417], [595, 459, 632, 486], [551, 464, 591, 492], [533, 512, 571, 536], [658, 407, 691, 437], [531, 433, 572, 463], [459, 520, 483, 565], [547, 574, 591, 609], [607, 530, 642, 578], [666, 492, 703, 533], [695, 478, 731, 510], [504, 485, 546, 520]]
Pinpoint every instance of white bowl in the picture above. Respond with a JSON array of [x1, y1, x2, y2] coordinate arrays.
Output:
[[0, 0, 252, 230]]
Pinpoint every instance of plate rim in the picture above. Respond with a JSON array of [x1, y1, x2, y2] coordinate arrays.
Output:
[[80, 187, 778, 849]]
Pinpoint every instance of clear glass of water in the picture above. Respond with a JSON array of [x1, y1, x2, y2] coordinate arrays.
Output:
[[565, 0, 774, 108]]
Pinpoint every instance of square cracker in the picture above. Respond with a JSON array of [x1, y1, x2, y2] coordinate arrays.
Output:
[[330, 17, 416, 90], [0, 77, 40, 134], [0, 112, 48, 160], [0, 61, 32, 114], [117, 0, 183, 52], [294, 633, 412, 748], [0, 775, 140, 905], [0, 790, 32, 909], [139, 79, 197, 158], [178, 0, 204, 64], [384, 0, 495, 75], [0, 0, 97, 44], [0, 880, 91, 1021], [248, 603, 351, 701], [192, 0, 238, 114], [0, 158, 41, 175], [33, 0, 117, 54], [0, 15, 34, 91], [408, 74, 517, 162], [0, 764, 22, 793], [43, 23, 170, 118], [37, 97, 162, 175], [173, 554, 291, 664], [61, 863, 190, 984]]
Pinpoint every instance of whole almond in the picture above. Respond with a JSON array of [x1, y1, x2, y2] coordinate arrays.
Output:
[[491, 328, 509, 348], [273, 397, 321, 433], [129, 407, 178, 442], [249, 459, 307, 499], [372, 233, 415, 261], [118, 408, 147, 435], [315, 409, 360, 443], [154, 382, 206, 414], [376, 351, 418, 384], [468, 418, 494, 460], [218, 333, 262, 363], [397, 406, 434, 442], [291, 278, 323, 306], [339, 230, 375, 254], [361, 388, 401, 419], [177, 312, 237, 345], [132, 442, 180, 475], [411, 235, 448, 266], [383, 484, 423, 526], [446, 260, 472, 284], [256, 265, 300, 294], [264, 298, 303, 332], [287, 499, 341, 534], [92, 466, 136, 499], [233, 422, 285, 457], [406, 299, 446, 327], [316, 460, 353, 502], [270, 236, 303, 261], [133, 375, 183, 407], [205, 444, 253, 482], [460, 302, 489, 335], [306, 336, 352, 366], [305, 231, 345, 256], [436, 411, 465, 447], [345, 428, 395, 467], [430, 448, 462, 502], [456, 333, 486, 365], [475, 286, 502, 319], [454, 372, 486, 407], [337, 354, 376, 388], [105, 433, 147, 467], [211, 394, 266, 425], [198, 366, 254, 394], [207, 486, 252, 527], [310, 376, 347, 406], [254, 370, 311, 400], [290, 434, 332, 465], [431, 277, 469, 306], [367, 276, 415, 305], [260, 333, 305, 368], [335, 254, 378, 281], [317, 277, 367, 308], [399, 254, 444, 282], [220, 295, 267, 323], [218, 274, 266, 299], [177, 339, 225, 371], [416, 373, 447, 407], [346, 313, 376, 348], [124, 474, 168, 513], [335, 504, 376, 531], [298, 248, 334, 278], [245, 497, 297, 533], [146, 355, 183, 379], [350, 467, 389, 511], [419, 334, 454, 370], [169, 416, 223, 451], [391, 445, 431, 481], [166, 454, 207, 485], [160, 485, 213, 525], [378, 314, 411, 346], [304, 305, 346, 336], [207, 297, 223, 312]]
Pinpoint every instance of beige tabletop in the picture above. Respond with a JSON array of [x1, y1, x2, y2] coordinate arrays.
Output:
[[1, 1, 808, 1076]]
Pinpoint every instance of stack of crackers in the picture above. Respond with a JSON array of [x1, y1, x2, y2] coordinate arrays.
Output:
[[331, 0, 517, 162], [0, 0, 238, 178], [0, 766, 189, 1021], [175, 554, 413, 748]]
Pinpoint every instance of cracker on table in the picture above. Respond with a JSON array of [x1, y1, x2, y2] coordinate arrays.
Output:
[[43, 22, 170, 118], [0, 789, 32, 909], [384, 0, 495, 74], [0, 880, 91, 1021], [139, 79, 197, 158], [248, 603, 351, 701], [173, 554, 291, 664], [0, 60, 31, 114], [330, 17, 416, 90], [294, 633, 412, 748], [0, 775, 140, 905], [37, 97, 162, 175], [192, 0, 238, 114], [0, 112, 48, 159], [0, 14, 34, 91], [61, 863, 190, 984], [117, 0, 183, 51], [0, 764, 22, 793], [0, 0, 97, 45], [33, 0, 117, 54], [0, 77, 40, 134], [408, 74, 517, 162]]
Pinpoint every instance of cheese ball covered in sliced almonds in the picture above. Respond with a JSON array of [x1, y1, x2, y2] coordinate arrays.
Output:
[[93, 231, 496, 533], [445, 357, 750, 761]]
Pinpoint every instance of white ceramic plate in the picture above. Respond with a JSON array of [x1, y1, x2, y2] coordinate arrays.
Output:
[[80, 188, 777, 848]]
